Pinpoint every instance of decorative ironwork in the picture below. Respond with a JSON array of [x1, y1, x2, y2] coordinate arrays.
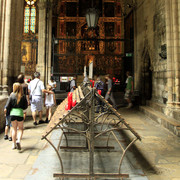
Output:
[[42, 85, 141, 179]]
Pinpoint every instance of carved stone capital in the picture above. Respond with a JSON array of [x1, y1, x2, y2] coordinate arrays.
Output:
[[38, 2, 47, 10]]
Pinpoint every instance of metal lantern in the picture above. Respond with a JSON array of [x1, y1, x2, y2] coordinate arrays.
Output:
[[85, 8, 99, 29]]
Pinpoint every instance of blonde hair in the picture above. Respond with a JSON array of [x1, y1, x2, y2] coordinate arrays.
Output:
[[13, 82, 22, 104], [47, 84, 52, 91]]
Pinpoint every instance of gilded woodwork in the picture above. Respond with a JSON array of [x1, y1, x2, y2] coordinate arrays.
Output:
[[55, 0, 124, 76]]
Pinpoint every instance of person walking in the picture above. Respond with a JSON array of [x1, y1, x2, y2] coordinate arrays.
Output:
[[16, 73, 30, 121], [48, 76, 57, 93], [28, 72, 53, 125], [124, 71, 133, 108], [94, 76, 105, 113], [5, 83, 28, 150], [44, 85, 56, 123], [70, 76, 77, 92], [4, 105, 12, 141], [105, 74, 117, 109]]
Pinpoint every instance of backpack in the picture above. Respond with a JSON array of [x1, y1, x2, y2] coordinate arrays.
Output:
[[66, 80, 71, 92]]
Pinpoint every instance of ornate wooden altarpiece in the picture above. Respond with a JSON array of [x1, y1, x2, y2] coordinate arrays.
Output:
[[53, 0, 124, 79]]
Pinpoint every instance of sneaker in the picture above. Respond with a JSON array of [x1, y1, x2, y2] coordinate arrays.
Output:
[[4, 135, 8, 140], [126, 103, 133, 108], [16, 142, 21, 150], [45, 119, 49, 123], [33, 122, 38, 126], [12, 144, 17, 150], [39, 120, 45, 124], [9, 137, 12, 141]]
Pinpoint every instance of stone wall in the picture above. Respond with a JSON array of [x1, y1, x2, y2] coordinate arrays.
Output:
[[134, 0, 167, 104], [0, 97, 8, 132]]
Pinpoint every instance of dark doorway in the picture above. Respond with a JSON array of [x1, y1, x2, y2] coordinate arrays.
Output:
[[142, 51, 152, 104]]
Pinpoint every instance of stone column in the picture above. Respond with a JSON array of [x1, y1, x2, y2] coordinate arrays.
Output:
[[0, 0, 24, 96], [133, 0, 141, 91], [46, 2, 53, 85], [0, 0, 6, 92], [165, 0, 174, 105], [165, 0, 180, 107], [2, 0, 11, 96], [172, 0, 180, 105], [37, 1, 47, 83]]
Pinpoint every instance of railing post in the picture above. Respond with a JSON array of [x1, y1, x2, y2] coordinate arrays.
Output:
[[89, 88, 95, 177]]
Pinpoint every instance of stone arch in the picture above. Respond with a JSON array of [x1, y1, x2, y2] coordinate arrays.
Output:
[[141, 45, 152, 104]]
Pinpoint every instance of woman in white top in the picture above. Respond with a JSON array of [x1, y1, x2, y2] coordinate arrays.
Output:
[[44, 85, 56, 123], [48, 76, 57, 93]]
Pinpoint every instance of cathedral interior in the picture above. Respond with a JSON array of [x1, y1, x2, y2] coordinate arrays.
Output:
[[21, 0, 134, 92], [0, 0, 180, 144], [0, 0, 180, 179]]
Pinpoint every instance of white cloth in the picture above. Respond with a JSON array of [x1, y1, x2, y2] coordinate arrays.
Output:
[[31, 96, 43, 112], [28, 78, 45, 96], [70, 79, 76, 92], [45, 93, 55, 107], [48, 80, 56, 90]]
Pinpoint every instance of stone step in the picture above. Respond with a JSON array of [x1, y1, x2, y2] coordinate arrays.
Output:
[[146, 101, 180, 122], [140, 106, 180, 136], [146, 101, 166, 114]]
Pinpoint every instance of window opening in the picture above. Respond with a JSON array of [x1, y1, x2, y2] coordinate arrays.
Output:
[[24, 0, 37, 33]]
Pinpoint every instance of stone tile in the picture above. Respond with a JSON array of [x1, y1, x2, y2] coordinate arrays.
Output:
[[10, 165, 32, 179], [0, 164, 14, 178], [148, 174, 169, 180], [26, 155, 38, 165], [0, 179, 22, 180], [0, 151, 29, 165]]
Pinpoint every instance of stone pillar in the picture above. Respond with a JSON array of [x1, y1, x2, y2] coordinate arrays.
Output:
[[46, 2, 53, 85], [37, 1, 47, 83], [0, 0, 23, 96], [2, 0, 11, 96], [165, 0, 180, 107], [133, 0, 141, 91], [0, 0, 6, 91], [172, 0, 180, 105]]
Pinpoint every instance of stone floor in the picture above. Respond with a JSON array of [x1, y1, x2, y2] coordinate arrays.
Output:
[[0, 106, 180, 180]]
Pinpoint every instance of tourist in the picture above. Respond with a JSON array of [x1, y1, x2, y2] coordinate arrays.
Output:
[[44, 85, 56, 123], [105, 74, 117, 109], [16, 73, 30, 120], [124, 71, 133, 108], [94, 76, 105, 113], [5, 83, 28, 150], [28, 72, 53, 125], [70, 76, 77, 92], [48, 76, 57, 93], [4, 106, 12, 141]]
